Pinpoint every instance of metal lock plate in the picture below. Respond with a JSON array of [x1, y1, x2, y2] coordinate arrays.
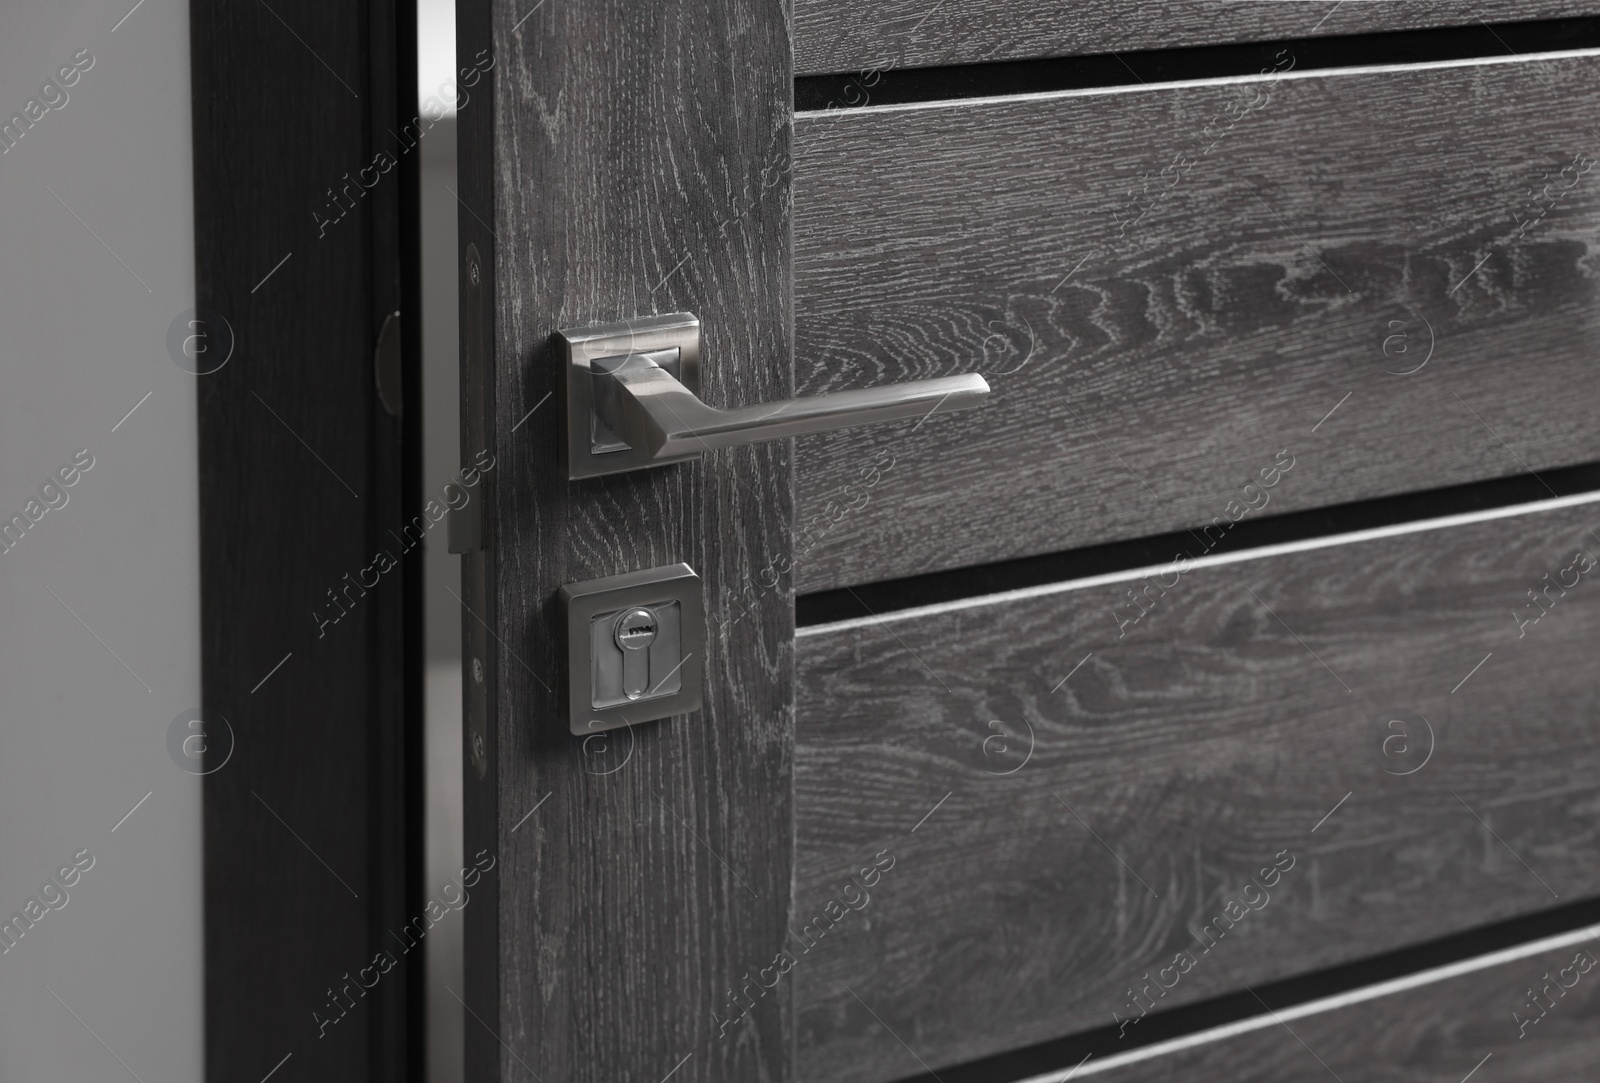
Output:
[[557, 563, 702, 734]]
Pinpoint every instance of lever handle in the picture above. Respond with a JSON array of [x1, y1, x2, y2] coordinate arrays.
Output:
[[559, 312, 991, 479], [608, 352, 988, 458]]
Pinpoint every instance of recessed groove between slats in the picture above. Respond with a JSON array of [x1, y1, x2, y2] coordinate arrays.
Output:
[[793, 0, 1600, 77], [800, 487, 1600, 636], [1062, 930, 1600, 1081]]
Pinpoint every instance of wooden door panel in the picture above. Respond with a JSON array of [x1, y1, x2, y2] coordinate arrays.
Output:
[[1086, 932, 1600, 1081], [792, 54, 1600, 591], [457, 1, 794, 1081], [793, 495, 1600, 1082], [458, 0, 1600, 1076], [793, 1, 1600, 76]]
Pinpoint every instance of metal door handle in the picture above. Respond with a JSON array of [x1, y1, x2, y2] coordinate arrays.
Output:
[[559, 312, 990, 479], [609, 353, 988, 457]]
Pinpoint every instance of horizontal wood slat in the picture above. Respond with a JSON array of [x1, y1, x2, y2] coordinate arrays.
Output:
[[792, 54, 1600, 592], [792, 496, 1600, 1082], [1087, 932, 1600, 1081], [793, 1, 1600, 76]]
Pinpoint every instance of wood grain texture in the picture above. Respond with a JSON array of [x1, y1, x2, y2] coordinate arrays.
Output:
[[456, 0, 794, 1081], [791, 54, 1600, 592], [793, 498, 1600, 1083], [1091, 936, 1600, 1081], [793, 0, 1600, 76], [194, 0, 420, 1080]]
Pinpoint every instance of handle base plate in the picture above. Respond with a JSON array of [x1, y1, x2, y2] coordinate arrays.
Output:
[[559, 313, 702, 480]]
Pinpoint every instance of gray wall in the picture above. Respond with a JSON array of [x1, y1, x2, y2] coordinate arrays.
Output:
[[0, 0, 202, 1079]]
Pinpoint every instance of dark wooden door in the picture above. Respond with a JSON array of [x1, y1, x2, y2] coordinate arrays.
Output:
[[459, 3, 1600, 1081], [455, 1, 794, 1081]]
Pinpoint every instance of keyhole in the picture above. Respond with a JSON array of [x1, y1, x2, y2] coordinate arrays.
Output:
[[614, 608, 658, 700], [614, 609, 658, 651]]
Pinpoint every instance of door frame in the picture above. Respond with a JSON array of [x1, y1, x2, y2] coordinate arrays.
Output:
[[191, 0, 424, 1078]]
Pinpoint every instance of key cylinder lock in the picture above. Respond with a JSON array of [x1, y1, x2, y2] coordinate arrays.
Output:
[[611, 607, 660, 700], [615, 608, 657, 650], [558, 563, 702, 734]]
